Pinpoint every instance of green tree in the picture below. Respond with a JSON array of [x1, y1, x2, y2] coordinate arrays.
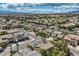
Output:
[[50, 39, 69, 56], [40, 49, 46, 56]]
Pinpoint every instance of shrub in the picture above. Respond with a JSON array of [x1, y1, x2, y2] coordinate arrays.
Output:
[[27, 45, 33, 50], [0, 31, 8, 35]]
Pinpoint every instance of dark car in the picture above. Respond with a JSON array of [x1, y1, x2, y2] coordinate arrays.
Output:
[[0, 47, 4, 53]]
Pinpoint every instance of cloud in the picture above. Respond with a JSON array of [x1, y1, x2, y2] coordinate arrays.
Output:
[[0, 3, 79, 14]]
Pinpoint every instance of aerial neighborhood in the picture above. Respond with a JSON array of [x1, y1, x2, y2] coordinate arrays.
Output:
[[0, 14, 79, 56]]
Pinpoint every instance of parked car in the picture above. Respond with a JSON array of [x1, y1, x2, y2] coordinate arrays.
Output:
[[0, 47, 4, 53]]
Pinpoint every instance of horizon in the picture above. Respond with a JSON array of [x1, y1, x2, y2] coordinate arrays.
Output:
[[0, 3, 79, 14]]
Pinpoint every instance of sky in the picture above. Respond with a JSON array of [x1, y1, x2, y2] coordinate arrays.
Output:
[[0, 3, 79, 14]]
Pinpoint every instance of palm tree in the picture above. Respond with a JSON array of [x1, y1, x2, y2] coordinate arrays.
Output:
[[13, 33, 19, 52], [54, 19, 59, 31], [15, 39, 19, 52], [37, 31, 48, 44]]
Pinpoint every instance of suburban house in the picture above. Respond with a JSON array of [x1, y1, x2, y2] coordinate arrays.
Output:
[[64, 34, 79, 46]]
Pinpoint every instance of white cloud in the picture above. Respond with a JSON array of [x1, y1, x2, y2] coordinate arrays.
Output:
[[0, 3, 79, 14], [53, 4, 79, 10]]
